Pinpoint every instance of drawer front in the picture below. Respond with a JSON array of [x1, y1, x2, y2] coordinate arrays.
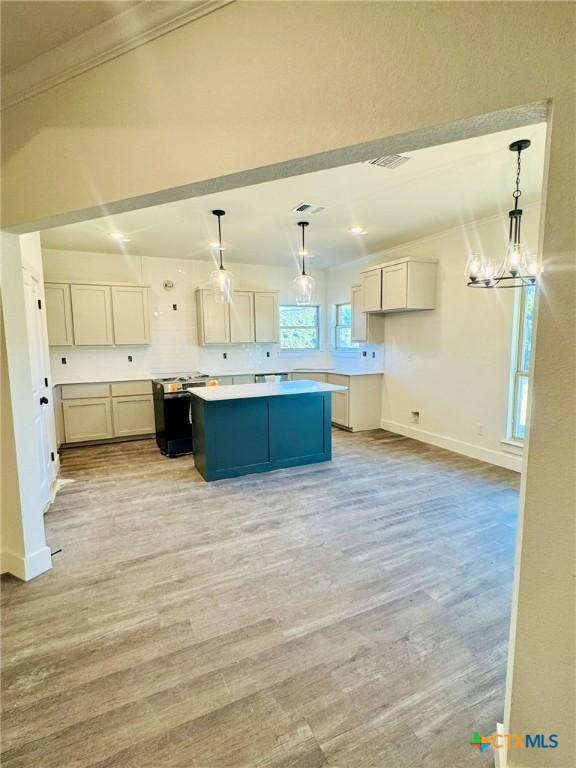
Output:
[[63, 398, 113, 442], [291, 372, 328, 383], [327, 374, 349, 388], [232, 375, 255, 384], [61, 382, 111, 399], [110, 380, 152, 396]]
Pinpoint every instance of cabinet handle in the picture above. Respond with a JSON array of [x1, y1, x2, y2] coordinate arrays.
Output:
[[40, 396, 49, 405]]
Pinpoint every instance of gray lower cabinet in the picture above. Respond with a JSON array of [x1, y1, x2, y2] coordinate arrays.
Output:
[[63, 398, 114, 442], [59, 380, 154, 444], [291, 372, 382, 431]]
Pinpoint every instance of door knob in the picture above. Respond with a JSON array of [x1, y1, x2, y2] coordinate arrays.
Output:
[[40, 396, 49, 405]]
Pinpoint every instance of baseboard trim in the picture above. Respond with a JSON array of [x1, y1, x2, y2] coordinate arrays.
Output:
[[1, 546, 53, 581], [379, 420, 522, 472]]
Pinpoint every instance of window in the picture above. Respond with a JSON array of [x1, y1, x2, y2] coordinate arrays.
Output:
[[279, 305, 319, 349], [335, 303, 357, 349], [509, 284, 536, 442]]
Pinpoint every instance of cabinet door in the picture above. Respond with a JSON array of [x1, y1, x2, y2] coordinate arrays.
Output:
[[254, 292, 279, 343], [351, 285, 367, 342], [45, 283, 74, 346], [198, 291, 230, 344], [360, 270, 382, 311], [381, 263, 408, 311], [112, 286, 150, 345], [112, 395, 155, 436], [71, 285, 113, 345], [327, 374, 350, 427], [230, 291, 255, 343], [63, 398, 113, 442]]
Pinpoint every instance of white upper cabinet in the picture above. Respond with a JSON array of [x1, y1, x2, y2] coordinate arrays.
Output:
[[196, 288, 279, 346], [196, 289, 231, 345], [45, 283, 73, 346], [254, 292, 279, 343], [360, 258, 437, 313], [351, 284, 384, 343], [381, 263, 408, 311], [70, 284, 113, 345], [46, 282, 151, 347], [112, 286, 150, 345], [351, 284, 367, 342], [230, 291, 255, 343], [360, 269, 382, 312]]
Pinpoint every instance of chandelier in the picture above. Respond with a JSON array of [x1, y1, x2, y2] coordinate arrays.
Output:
[[209, 209, 234, 303], [466, 139, 539, 288], [293, 221, 315, 304]]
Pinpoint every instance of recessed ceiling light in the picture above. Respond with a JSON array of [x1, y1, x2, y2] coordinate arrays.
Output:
[[109, 232, 131, 242], [349, 226, 367, 235]]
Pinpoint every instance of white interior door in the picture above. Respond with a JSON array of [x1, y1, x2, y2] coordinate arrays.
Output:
[[23, 267, 55, 511]]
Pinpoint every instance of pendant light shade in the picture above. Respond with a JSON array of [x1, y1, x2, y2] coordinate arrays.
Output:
[[293, 221, 315, 304], [466, 140, 539, 288], [209, 209, 234, 303]]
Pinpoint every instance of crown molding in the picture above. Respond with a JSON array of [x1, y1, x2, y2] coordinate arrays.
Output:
[[1, 0, 233, 111]]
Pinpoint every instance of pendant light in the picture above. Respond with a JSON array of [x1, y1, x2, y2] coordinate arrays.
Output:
[[466, 139, 539, 288], [209, 209, 234, 303], [293, 221, 315, 304]]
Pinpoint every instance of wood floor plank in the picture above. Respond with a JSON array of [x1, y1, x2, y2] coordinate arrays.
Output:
[[1, 429, 519, 766]]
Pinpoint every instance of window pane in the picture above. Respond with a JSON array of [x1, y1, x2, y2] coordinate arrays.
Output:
[[520, 284, 536, 372], [337, 304, 352, 327], [280, 328, 318, 349], [336, 327, 354, 348], [279, 306, 318, 327], [514, 375, 529, 440]]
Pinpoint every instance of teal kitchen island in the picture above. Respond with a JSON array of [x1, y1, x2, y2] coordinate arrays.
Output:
[[190, 379, 347, 481]]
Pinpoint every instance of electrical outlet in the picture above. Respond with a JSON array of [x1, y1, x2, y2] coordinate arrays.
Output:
[[362, 351, 367, 357], [223, 352, 227, 359], [372, 351, 376, 359], [477, 423, 484, 436], [266, 351, 270, 358], [172, 304, 177, 311], [128, 355, 133, 362], [410, 411, 420, 425], [61, 357, 67, 365]]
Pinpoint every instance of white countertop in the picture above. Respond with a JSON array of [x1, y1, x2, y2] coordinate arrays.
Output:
[[190, 380, 348, 401], [52, 368, 383, 386], [292, 368, 384, 377], [53, 373, 153, 385]]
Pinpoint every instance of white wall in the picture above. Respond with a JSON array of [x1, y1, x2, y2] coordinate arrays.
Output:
[[42, 249, 331, 381], [326, 207, 541, 472]]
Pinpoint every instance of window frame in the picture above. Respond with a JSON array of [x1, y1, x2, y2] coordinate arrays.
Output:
[[508, 284, 536, 443], [334, 302, 357, 350], [278, 304, 320, 351]]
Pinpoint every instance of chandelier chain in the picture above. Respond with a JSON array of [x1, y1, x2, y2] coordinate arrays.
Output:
[[513, 150, 522, 201]]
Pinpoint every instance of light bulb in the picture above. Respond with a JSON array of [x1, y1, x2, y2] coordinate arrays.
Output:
[[465, 253, 482, 281], [293, 273, 315, 304], [209, 268, 233, 303], [349, 226, 367, 235], [505, 242, 527, 275]]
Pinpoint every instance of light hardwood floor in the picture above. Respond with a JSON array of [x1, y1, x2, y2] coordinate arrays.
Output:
[[1, 429, 519, 767]]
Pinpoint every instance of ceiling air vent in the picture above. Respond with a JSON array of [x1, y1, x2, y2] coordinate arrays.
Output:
[[365, 154, 410, 169], [291, 202, 326, 215]]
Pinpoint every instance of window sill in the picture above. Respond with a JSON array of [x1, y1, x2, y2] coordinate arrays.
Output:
[[501, 438, 524, 455]]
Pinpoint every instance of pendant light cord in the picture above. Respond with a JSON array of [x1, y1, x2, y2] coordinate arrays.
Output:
[[217, 213, 224, 270], [298, 221, 308, 276]]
